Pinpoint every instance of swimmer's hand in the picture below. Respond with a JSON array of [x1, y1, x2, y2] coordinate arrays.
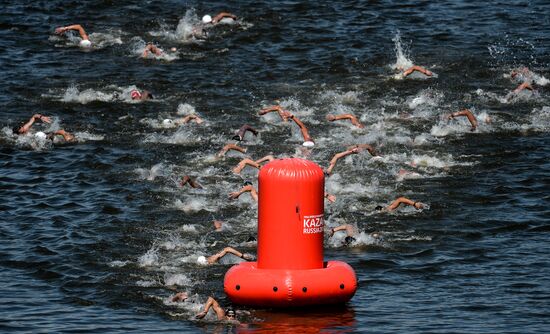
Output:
[[228, 192, 239, 200], [325, 193, 336, 203], [328, 228, 335, 237], [55, 27, 66, 34], [195, 311, 207, 319], [171, 292, 188, 302], [326, 114, 336, 122]]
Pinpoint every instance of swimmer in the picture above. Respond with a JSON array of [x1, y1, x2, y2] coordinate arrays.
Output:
[[197, 247, 254, 265], [170, 294, 237, 322], [375, 196, 424, 212], [54, 24, 92, 48], [217, 143, 247, 158], [202, 12, 238, 25], [180, 175, 202, 189], [232, 124, 259, 141], [325, 144, 377, 175], [213, 220, 223, 232], [232, 155, 275, 174], [326, 113, 364, 128], [228, 182, 258, 202], [12, 114, 51, 135], [447, 109, 478, 131], [141, 43, 177, 59], [131, 89, 154, 101]]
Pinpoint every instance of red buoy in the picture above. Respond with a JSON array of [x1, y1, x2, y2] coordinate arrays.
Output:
[[224, 158, 357, 307]]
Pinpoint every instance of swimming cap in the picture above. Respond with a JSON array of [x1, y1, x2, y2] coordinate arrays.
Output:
[[302, 141, 315, 147], [131, 90, 142, 100], [197, 255, 208, 265], [79, 39, 92, 48], [202, 15, 212, 24], [162, 119, 174, 126], [34, 131, 47, 139]]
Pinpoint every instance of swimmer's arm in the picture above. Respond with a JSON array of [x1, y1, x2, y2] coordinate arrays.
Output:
[[387, 197, 423, 211], [212, 12, 237, 23], [171, 292, 188, 302], [180, 175, 202, 189], [239, 124, 259, 136], [259, 105, 291, 122], [291, 116, 313, 142], [196, 296, 225, 320], [259, 105, 282, 115], [352, 144, 377, 156], [217, 143, 246, 157], [326, 148, 358, 174], [449, 109, 478, 131], [403, 65, 432, 77], [229, 185, 258, 201], [329, 224, 354, 237], [49, 130, 75, 142], [255, 155, 275, 164], [513, 82, 533, 94], [55, 24, 89, 40], [142, 43, 162, 58], [232, 158, 260, 174], [177, 114, 203, 125], [18, 114, 48, 134], [326, 114, 364, 128]]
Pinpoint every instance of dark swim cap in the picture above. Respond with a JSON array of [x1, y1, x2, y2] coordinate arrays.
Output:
[[344, 236, 356, 245], [375, 205, 384, 211], [243, 181, 252, 186], [225, 307, 235, 318]]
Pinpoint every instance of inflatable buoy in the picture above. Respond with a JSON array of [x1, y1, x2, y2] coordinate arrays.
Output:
[[224, 158, 357, 307]]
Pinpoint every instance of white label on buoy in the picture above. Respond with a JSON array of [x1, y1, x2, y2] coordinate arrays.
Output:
[[303, 214, 324, 234]]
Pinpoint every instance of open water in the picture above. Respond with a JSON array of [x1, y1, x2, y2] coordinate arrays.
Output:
[[1, 1, 549, 333]]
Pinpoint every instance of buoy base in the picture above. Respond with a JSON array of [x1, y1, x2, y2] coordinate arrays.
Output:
[[224, 260, 357, 307]]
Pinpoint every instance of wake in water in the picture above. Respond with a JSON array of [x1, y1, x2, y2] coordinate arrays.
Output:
[[54, 84, 155, 104]]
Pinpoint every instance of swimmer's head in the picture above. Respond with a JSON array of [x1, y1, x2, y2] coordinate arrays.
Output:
[[202, 15, 212, 24], [170, 47, 177, 52], [196, 255, 208, 265], [131, 90, 142, 100], [34, 131, 47, 140], [243, 181, 252, 186], [303, 141, 315, 147], [12, 125, 22, 134], [225, 307, 235, 319], [79, 39, 92, 48], [246, 235, 256, 242], [344, 236, 356, 246], [375, 205, 384, 211], [232, 134, 242, 141], [162, 119, 174, 126]]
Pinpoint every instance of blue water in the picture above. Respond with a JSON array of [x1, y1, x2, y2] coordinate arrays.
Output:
[[1, 1, 549, 332]]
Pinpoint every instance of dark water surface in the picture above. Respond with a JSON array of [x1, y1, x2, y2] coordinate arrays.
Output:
[[1, 1, 549, 333]]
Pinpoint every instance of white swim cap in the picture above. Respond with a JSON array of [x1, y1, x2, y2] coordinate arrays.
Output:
[[162, 119, 174, 126], [197, 256, 208, 265], [34, 131, 47, 139], [202, 15, 212, 24], [302, 141, 315, 147], [79, 39, 92, 48]]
